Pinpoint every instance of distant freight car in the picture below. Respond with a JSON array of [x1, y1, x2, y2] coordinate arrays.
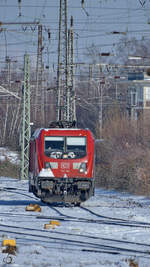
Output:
[[29, 128, 95, 205]]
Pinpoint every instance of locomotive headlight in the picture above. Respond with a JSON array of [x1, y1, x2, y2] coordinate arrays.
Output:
[[63, 154, 68, 159], [79, 162, 87, 173]]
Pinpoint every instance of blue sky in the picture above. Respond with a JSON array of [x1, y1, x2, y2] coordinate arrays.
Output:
[[0, 0, 150, 69]]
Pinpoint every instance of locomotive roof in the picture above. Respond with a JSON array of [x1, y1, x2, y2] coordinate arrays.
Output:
[[31, 128, 91, 139]]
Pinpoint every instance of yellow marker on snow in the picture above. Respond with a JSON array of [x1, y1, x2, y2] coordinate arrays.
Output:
[[25, 204, 41, 212], [44, 224, 55, 229], [50, 220, 60, 226], [2, 239, 16, 247]]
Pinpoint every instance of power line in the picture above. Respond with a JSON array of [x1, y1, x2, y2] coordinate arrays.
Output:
[[0, 4, 149, 10]]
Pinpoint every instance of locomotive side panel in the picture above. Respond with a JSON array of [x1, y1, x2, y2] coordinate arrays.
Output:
[[29, 140, 39, 192]]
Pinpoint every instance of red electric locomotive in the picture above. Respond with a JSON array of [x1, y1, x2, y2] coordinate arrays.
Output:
[[29, 127, 95, 204]]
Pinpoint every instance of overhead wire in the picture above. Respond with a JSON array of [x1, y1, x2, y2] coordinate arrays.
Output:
[[1, 34, 150, 59], [0, 4, 149, 10], [0, 0, 149, 64]]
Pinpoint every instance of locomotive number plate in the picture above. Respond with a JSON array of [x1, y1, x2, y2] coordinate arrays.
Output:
[[61, 162, 70, 169]]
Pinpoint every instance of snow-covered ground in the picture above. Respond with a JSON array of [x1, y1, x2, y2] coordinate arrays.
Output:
[[0, 177, 150, 266]]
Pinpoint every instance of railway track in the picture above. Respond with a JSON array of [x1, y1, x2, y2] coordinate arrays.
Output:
[[1, 221, 150, 258], [0, 186, 38, 200], [42, 204, 150, 229], [2, 186, 150, 228], [1, 178, 150, 266]]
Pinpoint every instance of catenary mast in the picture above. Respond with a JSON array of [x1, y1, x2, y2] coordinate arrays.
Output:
[[56, 0, 76, 127], [20, 54, 31, 180]]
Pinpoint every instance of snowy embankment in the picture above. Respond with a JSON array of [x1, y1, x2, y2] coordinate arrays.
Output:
[[0, 147, 20, 165], [0, 177, 150, 266]]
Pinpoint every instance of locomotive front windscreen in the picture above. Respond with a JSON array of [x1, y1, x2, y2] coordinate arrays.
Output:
[[44, 136, 86, 159]]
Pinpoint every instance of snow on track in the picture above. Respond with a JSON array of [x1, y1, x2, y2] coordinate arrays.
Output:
[[1, 177, 150, 266]]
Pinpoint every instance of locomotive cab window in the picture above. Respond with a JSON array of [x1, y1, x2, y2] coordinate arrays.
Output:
[[66, 137, 86, 158], [44, 136, 64, 157], [44, 136, 86, 159]]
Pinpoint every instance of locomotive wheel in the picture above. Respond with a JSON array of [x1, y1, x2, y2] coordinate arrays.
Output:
[[80, 191, 87, 201]]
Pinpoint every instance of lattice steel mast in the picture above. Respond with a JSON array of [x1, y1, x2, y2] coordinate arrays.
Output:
[[20, 54, 31, 180], [57, 0, 68, 122], [34, 24, 44, 125], [68, 16, 76, 122], [56, 0, 76, 126]]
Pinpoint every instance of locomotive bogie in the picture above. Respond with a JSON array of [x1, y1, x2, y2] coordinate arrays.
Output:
[[31, 177, 94, 203]]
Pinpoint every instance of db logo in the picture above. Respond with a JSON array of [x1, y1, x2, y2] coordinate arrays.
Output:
[[61, 162, 70, 169]]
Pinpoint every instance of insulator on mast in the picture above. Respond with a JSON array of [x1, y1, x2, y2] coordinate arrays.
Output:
[[48, 28, 51, 41], [18, 0, 22, 17], [71, 16, 73, 27], [139, 0, 146, 7], [81, 0, 89, 17], [81, 0, 84, 8]]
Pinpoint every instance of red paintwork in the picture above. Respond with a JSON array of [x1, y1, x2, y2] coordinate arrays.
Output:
[[29, 128, 95, 179]]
